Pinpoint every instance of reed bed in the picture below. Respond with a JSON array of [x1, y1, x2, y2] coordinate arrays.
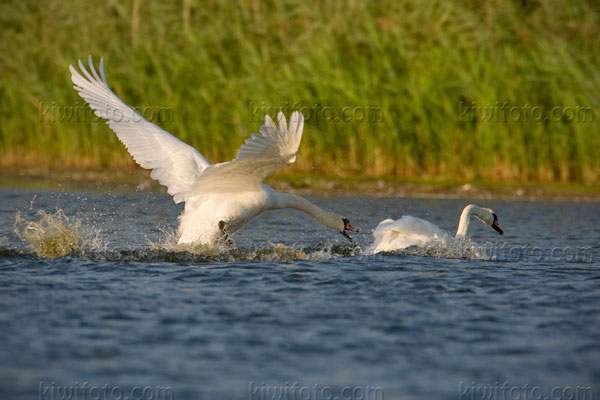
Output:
[[1, 0, 599, 182]]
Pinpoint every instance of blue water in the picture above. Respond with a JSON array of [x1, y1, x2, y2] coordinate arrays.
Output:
[[0, 188, 599, 400]]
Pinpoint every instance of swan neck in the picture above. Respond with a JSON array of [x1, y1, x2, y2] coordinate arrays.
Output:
[[455, 205, 476, 238], [274, 193, 342, 231]]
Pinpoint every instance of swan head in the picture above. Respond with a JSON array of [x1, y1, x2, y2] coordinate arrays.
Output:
[[340, 217, 359, 242], [473, 207, 503, 235], [321, 213, 358, 242]]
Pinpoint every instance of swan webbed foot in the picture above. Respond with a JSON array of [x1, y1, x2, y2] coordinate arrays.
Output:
[[218, 220, 234, 246]]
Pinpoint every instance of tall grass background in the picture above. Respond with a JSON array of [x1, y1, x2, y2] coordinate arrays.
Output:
[[1, 0, 599, 182]]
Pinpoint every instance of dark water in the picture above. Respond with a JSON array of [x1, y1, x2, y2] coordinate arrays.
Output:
[[0, 188, 599, 400]]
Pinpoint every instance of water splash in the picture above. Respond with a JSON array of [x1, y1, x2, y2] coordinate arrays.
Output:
[[9, 198, 355, 262], [389, 237, 497, 260], [13, 209, 105, 258], [147, 228, 230, 255], [146, 231, 328, 262]]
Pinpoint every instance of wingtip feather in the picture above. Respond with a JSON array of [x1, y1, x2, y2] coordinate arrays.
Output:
[[99, 57, 106, 83], [288, 111, 304, 138], [277, 112, 287, 134], [88, 55, 102, 82]]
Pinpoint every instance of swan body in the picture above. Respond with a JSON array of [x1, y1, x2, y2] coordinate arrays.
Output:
[[70, 56, 357, 245], [367, 204, 503, 254], [177, 186, 347, 244]]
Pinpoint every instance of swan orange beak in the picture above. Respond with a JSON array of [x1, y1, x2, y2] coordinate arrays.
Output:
[[491, 213, 503, 235]]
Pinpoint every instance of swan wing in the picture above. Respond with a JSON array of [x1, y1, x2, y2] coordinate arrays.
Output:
[[235, 111, 304, 169], [384, 216, 448, 239], [188, 111, 304, 192], [368, 216, 450, 254], [70, 56, 210, 203]]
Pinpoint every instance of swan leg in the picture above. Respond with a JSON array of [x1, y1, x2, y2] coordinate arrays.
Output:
[[218, 220, 233, 246]]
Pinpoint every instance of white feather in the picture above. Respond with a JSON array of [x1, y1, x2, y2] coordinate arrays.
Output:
[[187, 110, 305, 193], [234, 112, 303, 170]]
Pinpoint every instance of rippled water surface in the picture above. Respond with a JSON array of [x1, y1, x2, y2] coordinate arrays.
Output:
[[1, 187, 599, 399]]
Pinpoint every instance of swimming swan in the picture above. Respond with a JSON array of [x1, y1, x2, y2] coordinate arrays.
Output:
[[70, 56, 358, 246], [367, 204, 503, 254]]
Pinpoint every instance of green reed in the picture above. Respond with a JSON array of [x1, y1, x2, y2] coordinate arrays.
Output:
[[1, 0, 599, 182]]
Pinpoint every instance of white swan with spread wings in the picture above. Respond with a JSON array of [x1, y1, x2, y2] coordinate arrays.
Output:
[[70, 56, 358, 245]]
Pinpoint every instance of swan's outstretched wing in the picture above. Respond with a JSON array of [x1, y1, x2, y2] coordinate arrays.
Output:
[[235, 111, 303, 171], [70, 56, 210, 203], [189, 111, 304, 192], [234, 111, 304, 182]]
